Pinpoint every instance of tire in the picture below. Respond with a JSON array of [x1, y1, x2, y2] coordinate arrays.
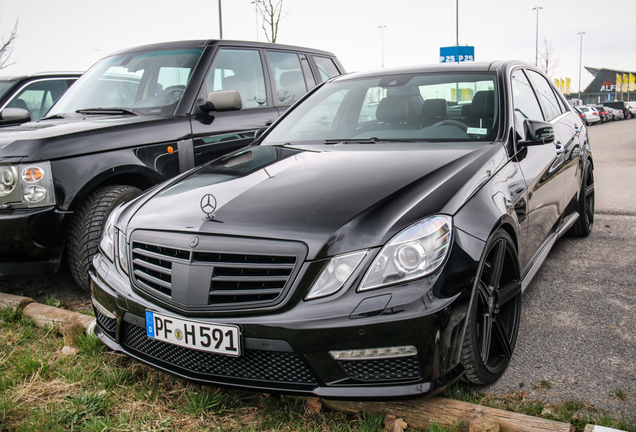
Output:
[[460, 230, 522, 385], [569, 162, 594, 237], [67, 185, 141, 291]]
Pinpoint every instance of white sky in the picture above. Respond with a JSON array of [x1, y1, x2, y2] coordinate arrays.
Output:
[[2, 0, 635, 93]]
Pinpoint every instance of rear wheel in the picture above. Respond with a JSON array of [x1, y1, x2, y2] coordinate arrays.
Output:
[[67, 185, 141, 291], [461, 230, 522, 385], [569, 162, 594, 237]]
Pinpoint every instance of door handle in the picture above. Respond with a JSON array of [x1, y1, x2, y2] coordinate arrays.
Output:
[[555, 141, 564, 155]]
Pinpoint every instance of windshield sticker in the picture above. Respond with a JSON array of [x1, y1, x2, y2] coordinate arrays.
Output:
[[467, 127, 488, 135]]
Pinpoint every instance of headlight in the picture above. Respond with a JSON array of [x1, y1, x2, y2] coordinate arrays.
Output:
[[305, 250, 367, 300], [0, 166, 18, 196], [118, 232, 129, 275], [99, 206, 122, 262], [359, 215, 452, 291], [0, 162, 55, 207]]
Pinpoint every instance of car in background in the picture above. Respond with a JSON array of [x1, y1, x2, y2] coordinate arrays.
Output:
[[0, 72, 81, 126], [592, 105, 610, 123], [605, 106, 624, 120], [576, 106, 601, 125], [603, 101, 631, 119], [0, 40, 345, 290], [627, 102, 636, 117], [90, 61, 593, 399]]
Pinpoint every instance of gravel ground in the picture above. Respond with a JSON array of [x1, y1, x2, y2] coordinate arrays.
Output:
[[479, 213, 636, 422]]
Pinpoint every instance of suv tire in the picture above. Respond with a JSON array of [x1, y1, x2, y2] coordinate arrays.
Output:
[[67, 185, 141, 290]]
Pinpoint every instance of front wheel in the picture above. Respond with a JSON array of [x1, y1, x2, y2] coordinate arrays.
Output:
[[67, 185, 141, 291], [460, 230, 522, 385]]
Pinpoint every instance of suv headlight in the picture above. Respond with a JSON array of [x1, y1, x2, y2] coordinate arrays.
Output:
[[359, 215, 452, 291], [0, 162, 56, 208]]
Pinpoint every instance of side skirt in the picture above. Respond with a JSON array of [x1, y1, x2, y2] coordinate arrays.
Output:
[[520, 212, 579, 293]]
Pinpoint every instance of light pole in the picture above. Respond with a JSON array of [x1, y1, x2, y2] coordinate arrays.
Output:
[[532, 6, 543, 67], [378, 25, 386, 68], [251, 0, 260, 41], [218, 0, 223, 39], [578, 32, 585, 103]]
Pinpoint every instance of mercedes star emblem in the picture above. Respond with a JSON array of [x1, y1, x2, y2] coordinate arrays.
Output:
[[200, 194, 217, 220]]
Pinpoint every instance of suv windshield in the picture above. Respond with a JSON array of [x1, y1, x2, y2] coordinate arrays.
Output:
[[48, 49, 203, 117], [262, 72, 498, 146]]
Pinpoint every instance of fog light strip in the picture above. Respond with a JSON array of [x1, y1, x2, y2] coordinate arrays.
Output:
[[329, 345, 417, 361], [91, 297, 117, 319]]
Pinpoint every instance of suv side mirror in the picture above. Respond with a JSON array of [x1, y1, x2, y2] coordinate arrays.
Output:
[[0, 107, 31, 125], [518, 119, 555, 146], [199, 90, 242, 113]]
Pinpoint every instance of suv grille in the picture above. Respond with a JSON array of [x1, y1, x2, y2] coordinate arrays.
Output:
[[121, 323, 317, 385], [129, 231, 306, 311]]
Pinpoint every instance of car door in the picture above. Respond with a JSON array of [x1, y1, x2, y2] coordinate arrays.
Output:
[[525, 69, 582, 221], [188, 47, 280, 170], [511, 68, 567, 270]]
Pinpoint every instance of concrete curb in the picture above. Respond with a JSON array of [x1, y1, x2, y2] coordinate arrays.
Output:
[[1, 292, 95, 332]]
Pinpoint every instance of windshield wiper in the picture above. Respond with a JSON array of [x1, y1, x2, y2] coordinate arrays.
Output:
[[75, 108, 137, 116], [324, 137, 417, 145]]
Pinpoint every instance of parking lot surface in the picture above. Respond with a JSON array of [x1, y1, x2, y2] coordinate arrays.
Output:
[[1, 118, 635, 420]]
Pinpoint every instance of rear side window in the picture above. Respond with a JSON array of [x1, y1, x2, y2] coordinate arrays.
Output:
[[267, 51, 307, 106], [312, 56, 340, 82], [206, 49, 268, 108], [526, 70, 563, 121]]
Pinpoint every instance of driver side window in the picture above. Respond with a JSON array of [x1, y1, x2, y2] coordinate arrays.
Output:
[[206, 49, 268, 108], [511, 70, 544, 140]]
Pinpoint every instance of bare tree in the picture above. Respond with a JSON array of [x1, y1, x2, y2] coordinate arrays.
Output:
[[255, 0, 287, 43], [538, 37, 560, 77], [0, 18, 17, 70]]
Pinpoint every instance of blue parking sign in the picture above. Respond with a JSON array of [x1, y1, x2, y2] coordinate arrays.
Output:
[[440, 46, 475, 63]]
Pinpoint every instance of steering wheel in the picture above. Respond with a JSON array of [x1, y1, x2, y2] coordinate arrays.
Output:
[[433, 119, 469, 132], [164, 85, 186, 103]]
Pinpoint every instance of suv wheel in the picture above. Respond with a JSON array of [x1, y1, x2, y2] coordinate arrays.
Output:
[[67, 185, 141, 290]]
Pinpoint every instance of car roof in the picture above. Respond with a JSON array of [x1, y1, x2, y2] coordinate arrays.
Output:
[[107, 39, 338, 58], [331, 60, 536, 82], [0, 72, 82, 82]]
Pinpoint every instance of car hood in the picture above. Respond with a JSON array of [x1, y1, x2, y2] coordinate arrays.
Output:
[[125, 142, 506, 259], [0, 115, 178, 160]]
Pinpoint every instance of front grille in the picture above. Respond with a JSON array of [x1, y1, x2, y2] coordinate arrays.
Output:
[[128, 231, 306, 311], [93, 306, 117, 339], [121, 322, 317, 385], [338, 357, 421, 382]]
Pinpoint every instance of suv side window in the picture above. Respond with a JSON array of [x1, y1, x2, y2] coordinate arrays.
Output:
[[526, 70, 562, 121], [7, 79, 74, 121], [206, 49, 268, 108], [266, 51, 307, 106], [312, 56, 340, 82]]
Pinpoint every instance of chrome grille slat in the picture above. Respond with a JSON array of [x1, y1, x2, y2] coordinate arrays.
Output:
[[132, 258, 173, 276], [211, 275, 290, 283], [209, 289, 282, 297], [133, 270, 172, 290], [132, 247, 190, 264]]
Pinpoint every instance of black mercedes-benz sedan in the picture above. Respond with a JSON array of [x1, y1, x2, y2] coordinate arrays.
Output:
[[89, 60, 594, 399]]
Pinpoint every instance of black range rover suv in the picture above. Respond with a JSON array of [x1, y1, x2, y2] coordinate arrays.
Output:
[[0, 39, 344, 289]]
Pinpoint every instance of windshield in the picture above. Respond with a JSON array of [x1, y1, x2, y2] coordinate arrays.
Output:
[[0, 81, 16, 101], [262, 72, 498, 145], [47, 49, 203, 116]]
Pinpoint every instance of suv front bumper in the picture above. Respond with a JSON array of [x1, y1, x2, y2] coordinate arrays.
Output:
[[0, 206, 66, 276]]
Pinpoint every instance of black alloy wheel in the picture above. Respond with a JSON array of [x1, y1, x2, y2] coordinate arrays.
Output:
[[461, 230, 522, 385], [569, 162, 594, 237]]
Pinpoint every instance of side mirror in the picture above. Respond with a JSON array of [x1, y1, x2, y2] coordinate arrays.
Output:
[[199, 90, 242, 113], [0, 107, 31, 125], [518, 119, 555, 146]]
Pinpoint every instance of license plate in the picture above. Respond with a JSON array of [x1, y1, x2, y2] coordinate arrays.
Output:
[[145, 311, 241, 357]]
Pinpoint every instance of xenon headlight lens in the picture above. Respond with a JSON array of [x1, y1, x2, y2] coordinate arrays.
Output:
[[359, 215, 452, 291], [118, 232, 129, 275], [305, 250, 368, 300], [99, 206, 122, 263], [0, 166, 18, 196]]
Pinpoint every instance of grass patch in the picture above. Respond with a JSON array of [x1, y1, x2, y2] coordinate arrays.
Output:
[[1, 310, 634, 432]]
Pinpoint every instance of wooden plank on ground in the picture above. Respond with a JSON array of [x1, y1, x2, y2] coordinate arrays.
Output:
[[0, 292, 34, 312], [322, 396, 574, 432]]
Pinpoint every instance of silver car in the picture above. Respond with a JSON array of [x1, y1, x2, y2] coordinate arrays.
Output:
[[605, 106, 625, 120], [577, 106, 601, 125]]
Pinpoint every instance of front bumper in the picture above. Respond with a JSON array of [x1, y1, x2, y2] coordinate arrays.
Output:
[[89, 236, 480, 399], [0, 206, 66, 276]]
